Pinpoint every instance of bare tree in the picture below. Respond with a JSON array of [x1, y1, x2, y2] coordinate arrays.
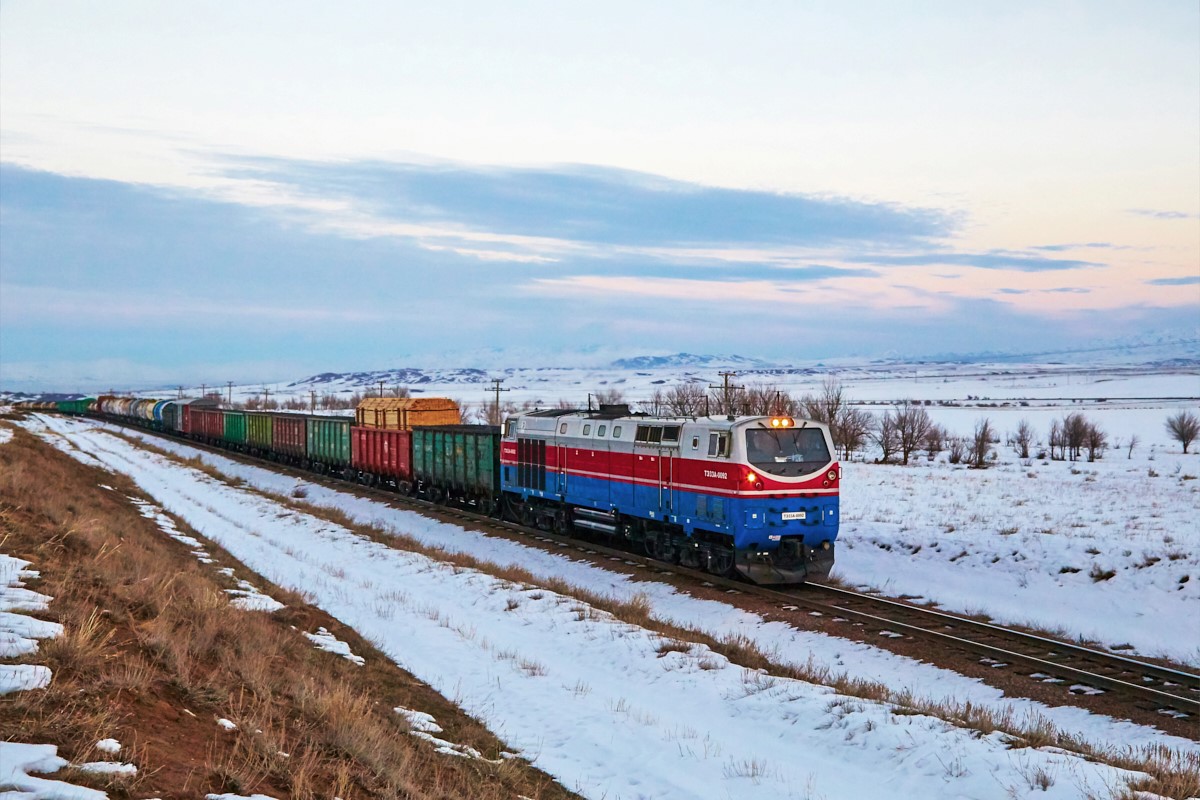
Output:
[[664, 383, 707, 416], [872, 410, 899, 463], [1166, 410, 1200, 453], [892, 400, 933, 465], [947, 437, 965, 464], [1063, 412, 1089, 462], [1084, 422, 1107, 462], [1048, 418, 1064, 460], [923, 424, 946, 460], [739, 383, 793, 416], [1012, 419, 1035, 459], [969, 417, 994, 468], [592, 388, 625, 407], [838, 408, 873, 460], [1126, 434, 1139, 459]]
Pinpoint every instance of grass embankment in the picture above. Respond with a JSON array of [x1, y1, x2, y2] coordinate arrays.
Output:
[[0, 423, 579, 800], [110, 427, 1200, 800]]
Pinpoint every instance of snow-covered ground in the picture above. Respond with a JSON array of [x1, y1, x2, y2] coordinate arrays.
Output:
[[20, 413, 1199, 800]]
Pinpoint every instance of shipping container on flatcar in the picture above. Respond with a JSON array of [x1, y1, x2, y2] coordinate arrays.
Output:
[[412, 425, 500, 511], [351, 427, 413, 489], [246, 412, 274, 451], [307, 416, 351, 472], [272, 415, 307, 460], [354, 397, 461, 430]]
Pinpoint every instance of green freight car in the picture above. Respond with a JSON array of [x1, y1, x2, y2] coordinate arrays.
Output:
[[412, 425, 500, 509], [56, 398, 95, 415], [307, 416, 351, 473], [222, 410, 247, 444], [246, 412, 274, 451]]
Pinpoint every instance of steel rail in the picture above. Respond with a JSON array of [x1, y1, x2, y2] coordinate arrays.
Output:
[[805, 582, 1200, 692]]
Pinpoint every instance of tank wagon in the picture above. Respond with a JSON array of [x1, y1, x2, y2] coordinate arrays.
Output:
[[39, 393, 839, 584]]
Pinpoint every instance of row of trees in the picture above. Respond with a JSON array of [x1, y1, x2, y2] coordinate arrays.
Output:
[[224, 380, 1200, 462]]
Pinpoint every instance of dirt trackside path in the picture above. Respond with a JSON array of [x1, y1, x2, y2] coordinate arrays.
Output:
[[0, 423, 580, 800]]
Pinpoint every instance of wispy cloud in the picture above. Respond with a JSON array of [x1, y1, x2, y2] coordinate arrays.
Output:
[[1126, 208, 1199, 220], [848, 251, 1102, 272], [1146, 276, 1200, 286], [1031, 242, 1126, 252], [218, 157, 958, 249], [1042, 287, 1091, 294]]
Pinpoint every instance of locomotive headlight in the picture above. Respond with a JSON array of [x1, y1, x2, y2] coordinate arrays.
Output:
[[746, 472, 757, 483], [827, 469, 838, 481]]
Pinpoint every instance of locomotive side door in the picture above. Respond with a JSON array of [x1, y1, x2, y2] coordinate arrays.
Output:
[[657, 446, 673, 514]]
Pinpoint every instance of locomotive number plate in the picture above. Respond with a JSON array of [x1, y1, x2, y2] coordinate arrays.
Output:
[[781, 511, 806, 521]]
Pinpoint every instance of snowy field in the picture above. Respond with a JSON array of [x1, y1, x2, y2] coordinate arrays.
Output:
[[15, 413, 1200, 799]]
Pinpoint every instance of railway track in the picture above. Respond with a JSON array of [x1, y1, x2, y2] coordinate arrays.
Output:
[[72, 416, 1200, 729]]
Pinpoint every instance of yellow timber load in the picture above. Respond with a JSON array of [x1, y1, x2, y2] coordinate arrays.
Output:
[[354, 397, 461, 430]]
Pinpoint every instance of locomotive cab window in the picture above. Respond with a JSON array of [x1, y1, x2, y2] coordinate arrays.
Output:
[[613, 425, 622, 437], [504, 420, 514, 437], [583, 424, 591, 436], [661, 425, 680, 444], [559, 423, 567, 434], [745, 427, 832, 477], [598, 425, 607, 437], [691, 436, 700, 450]]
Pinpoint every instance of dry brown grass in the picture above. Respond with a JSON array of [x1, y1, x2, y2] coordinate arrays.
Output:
[[0, 426, 578, 800], [100, 424, 1200, 798]]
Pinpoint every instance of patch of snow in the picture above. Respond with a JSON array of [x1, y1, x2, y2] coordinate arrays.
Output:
[[217, 717, 238, 731], [226, 580, 284, 612], [394, 706, 443, 733], [0, 741, 106, 800], [305, 627, 365, 665], [0, 664, 53, 694], [0, 553, 60, 693], [94, 738, 121, 754], [0, 427, 13, 445], [76, 760, 138, 776]]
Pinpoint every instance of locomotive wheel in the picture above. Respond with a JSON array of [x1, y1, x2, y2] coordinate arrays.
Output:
[[398, 480, 413, 496], [706, 548, 735, 576]]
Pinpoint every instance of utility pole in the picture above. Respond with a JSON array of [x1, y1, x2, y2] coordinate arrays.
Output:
[[709, 371, 744, 416], [201, 383, 207, 400], [177, 386, 183, 399], [227, 381, 233, 405], [488, 378, 510, 426], [310, 390, 316, 414], [378, 380, 385, 398], [262, 386, 271, 408]]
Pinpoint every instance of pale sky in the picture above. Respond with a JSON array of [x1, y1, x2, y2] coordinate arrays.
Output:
[[1, 1, 1197, 389]]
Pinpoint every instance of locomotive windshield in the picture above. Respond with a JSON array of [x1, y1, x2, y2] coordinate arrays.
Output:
[[745, 427, 832, 477]]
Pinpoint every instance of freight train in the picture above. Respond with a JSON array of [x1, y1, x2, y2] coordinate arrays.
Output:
[[25, 394, 839, 584]]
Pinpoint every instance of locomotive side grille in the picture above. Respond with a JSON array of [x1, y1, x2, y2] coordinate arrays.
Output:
[[516, 437, 548, 491]]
